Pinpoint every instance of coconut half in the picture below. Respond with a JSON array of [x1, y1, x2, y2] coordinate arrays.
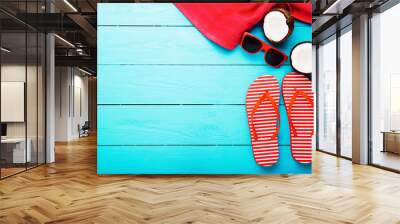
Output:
[[263, 8, 294, 44], [290, 41, 312, 77]]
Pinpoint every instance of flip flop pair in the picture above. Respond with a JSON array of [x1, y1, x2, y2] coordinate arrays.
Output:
[[246, 73, 314, 166]]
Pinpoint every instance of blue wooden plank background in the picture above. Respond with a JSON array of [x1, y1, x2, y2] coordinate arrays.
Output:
[[98, 146, 311, 174], [98, 65, 293, 105], [98, 26, 309, 65], [97, 3, 312, 174], [97, 105, 290, 146]]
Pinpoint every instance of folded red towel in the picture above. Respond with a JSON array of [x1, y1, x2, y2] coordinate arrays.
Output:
[[175, 3, 312, 50]]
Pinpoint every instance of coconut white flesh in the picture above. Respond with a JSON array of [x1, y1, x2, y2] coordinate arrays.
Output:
[[263, 11, 289, 43], [291, 42, 312, 74]]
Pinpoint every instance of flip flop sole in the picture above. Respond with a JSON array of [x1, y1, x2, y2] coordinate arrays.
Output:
[[246, 75, 280, 166], [282, 72, 314, 164]]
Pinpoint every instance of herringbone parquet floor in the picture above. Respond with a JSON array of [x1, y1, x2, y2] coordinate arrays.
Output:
[[1, 135, 400, 224]]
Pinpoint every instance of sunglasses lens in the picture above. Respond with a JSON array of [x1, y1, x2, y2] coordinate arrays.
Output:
[[265, 49, 285, 66], [242, 35, 262, 53]]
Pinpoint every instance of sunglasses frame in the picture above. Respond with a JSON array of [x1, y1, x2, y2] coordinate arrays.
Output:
[[240, 32, 288, 68]]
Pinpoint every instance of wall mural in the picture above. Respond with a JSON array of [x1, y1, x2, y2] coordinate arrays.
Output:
[[97, 3, 313, 174]]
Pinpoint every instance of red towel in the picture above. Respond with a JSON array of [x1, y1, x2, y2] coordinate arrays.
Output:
[[175, 3, 312, 50]]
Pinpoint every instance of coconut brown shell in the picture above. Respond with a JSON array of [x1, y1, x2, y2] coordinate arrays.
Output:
[[262, 8, 294, 45]]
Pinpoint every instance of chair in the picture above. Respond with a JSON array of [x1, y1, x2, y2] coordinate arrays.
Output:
[[79, 121, 90, 138]]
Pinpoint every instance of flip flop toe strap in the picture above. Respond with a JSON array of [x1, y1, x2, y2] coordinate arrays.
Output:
[[287, 90, 314, 137], [250, 90, 280, 141]]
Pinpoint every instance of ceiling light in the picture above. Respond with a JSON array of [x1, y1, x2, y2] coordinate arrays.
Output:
[[78, 67, 93, 76], [54, 34, 75, 48], [1, 47, 11, 53], [63, 0, 78, 12], [76, 48, 85, 56], [322, 0, 355, 15], [323, 0, 341, 14]]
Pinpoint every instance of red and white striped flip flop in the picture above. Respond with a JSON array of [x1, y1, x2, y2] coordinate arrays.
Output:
[[246, 75, 280, 167], [282, 72, 314, 164]]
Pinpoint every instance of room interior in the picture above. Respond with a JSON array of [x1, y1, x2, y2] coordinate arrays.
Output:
[[0, 31, 46, 178], [0, 0, 400, 223]]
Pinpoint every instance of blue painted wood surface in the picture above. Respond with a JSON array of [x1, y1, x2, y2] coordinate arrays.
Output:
[[98, 3, 191, 26], [98, 146, 311, 174], [97, 3, 312, 174], [98, 25, 310, 65], [97, 105, 290, 146], [98, 65, 292, 105]]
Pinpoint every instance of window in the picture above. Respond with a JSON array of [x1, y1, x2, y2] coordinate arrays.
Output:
[[339, 28, 352, 158], [370, 3, 400, 171], [317, 36, 337, 154], [0, 1, 47, 179]]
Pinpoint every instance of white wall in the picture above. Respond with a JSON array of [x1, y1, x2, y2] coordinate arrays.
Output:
[[71, 72, 89, 138], [1, 65, 26, 140], [1, 64, 41, 138], [55, 67, 89, 141], [1, 63, 46, 164], [55, 66, 70, 141]]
